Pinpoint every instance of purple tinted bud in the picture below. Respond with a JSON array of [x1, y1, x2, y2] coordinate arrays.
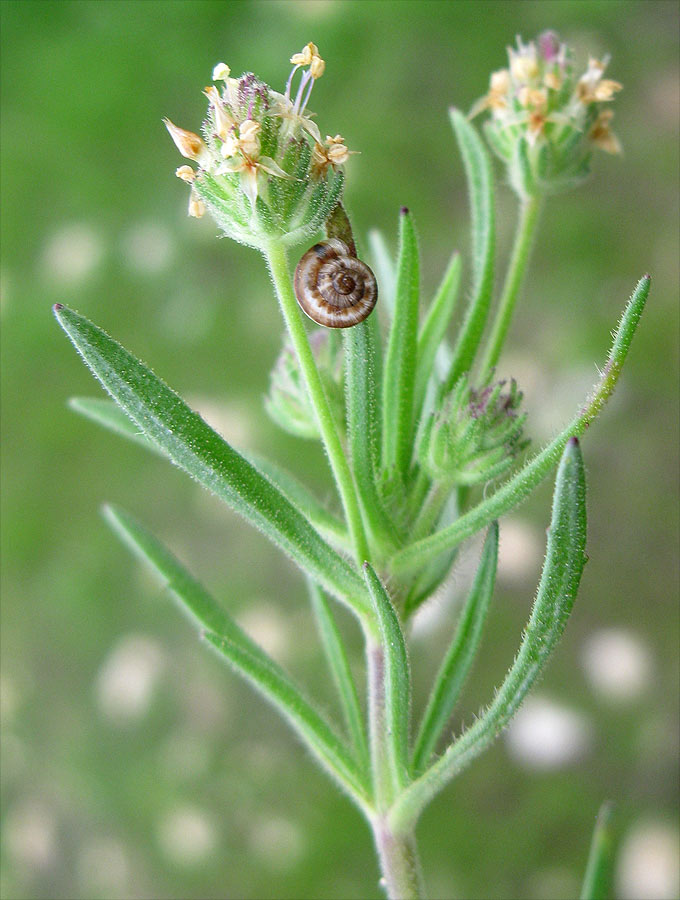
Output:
[[538, 30, 561, 62]]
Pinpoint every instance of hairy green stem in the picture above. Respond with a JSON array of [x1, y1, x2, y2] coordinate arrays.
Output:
[[264, 242, 370, 567], [372, 818, 425, 900], [480, 193, 542, 376]]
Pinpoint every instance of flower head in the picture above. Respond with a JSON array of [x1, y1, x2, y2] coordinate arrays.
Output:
[[265, 330, 344, 438], [419, 375, 528, 486], [165, 44, 355, 249], [471, 32, 623, 197]]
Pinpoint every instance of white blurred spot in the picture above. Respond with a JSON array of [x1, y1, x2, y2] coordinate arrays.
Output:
[[42, 223, 103, 285], [616, 821, 680, 900], [238, 602, 290, 662], [157, 805, 217, 866], [497, 519, 543, 586], [120, 221, 174, 273], [160, 732, 211, 782], [77, 837, 129, 896], [505, 696, 592, 769], [286, 0, 339, 17], [189, 396, 254, 448], [248, 815, 305, 871], [581, 628, 653, 702], [95, 634, 164, 722], [4, 801, 57, 870]]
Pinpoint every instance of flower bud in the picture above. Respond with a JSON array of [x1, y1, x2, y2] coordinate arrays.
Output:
[[471, 32, 623, 198], [265, 330, 344, 438], [419, 376, 528, 486], [165, 43, 354, 250]]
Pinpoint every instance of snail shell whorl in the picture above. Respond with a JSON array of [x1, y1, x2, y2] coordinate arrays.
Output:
[[294, 239, 378, 328]]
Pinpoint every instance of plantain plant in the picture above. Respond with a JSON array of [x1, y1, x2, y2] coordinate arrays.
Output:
[[55, 35, 648, 899]]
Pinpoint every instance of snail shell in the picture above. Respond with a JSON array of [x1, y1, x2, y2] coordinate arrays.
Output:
[[294, 239, 378, 328]]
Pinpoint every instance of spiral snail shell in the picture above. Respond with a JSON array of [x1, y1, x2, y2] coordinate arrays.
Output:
[[294, 239, 378, 328]]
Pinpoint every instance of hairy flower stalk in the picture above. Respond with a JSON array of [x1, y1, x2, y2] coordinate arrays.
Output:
[[476, 30, 624, 376], [56, 34, 649, 900]]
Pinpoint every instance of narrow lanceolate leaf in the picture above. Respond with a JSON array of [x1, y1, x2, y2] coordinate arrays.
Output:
[[580, 802, 615, 900], [344, 321, 394, 551], [103, 504, 370, 811], [391, 275, 650, 576], [443, 109, 495, 392], [54, 305, 368, 618], [308, 581, 369, 771], [71, 394, 350, 553], [363, 563, 411, 799], [411, 522, 498, 774], [69, 396, 162, 454], [205, 631, 371, 811], [244, 452, 350, 552], [390, 438, 587, 831], [381, 209, 420, 479], [414, 251, 462, 416], [368, 228, 397, 319], [403, 490, 461, 619], [70, 396, 350, 552]]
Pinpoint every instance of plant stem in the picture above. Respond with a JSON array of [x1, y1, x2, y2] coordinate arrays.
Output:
[[480, 193, 542, 377], [372, 817, 425, 900], [264, 242, 370, 567], [366, 633, 424, 898]]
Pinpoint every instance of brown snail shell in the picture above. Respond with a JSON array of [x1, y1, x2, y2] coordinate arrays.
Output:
[[294, 239, 378, 328]]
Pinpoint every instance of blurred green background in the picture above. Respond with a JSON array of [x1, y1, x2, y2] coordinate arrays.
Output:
[[1, 1, 678, 898]]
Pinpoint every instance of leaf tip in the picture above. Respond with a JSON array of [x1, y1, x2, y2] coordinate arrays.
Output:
[[400, 206, 410, 216], [53, 303, 64, 313]]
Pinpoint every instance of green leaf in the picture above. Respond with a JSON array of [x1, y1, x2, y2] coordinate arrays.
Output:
[[308, 580, 369, 771], [70, 395, 350, 552], [390, 437, 587, 831], [580, 802, 615, 900], [54, 305, 368, 618], [414, 251, 462, 417], [442, 110, 495, 392], [344, 321, 395, 552], [363, 562, 411, 799], [381, 209, 420, 479], [411, 522, 498, 773], [69, 396, 161, 454], [368, 228, 397, 319], [391, 275, 650, 576], [103, 503, 370, 811], [245, 452, 350, 551], [403, 490, 460, 618], [205, 631, 372, 810]]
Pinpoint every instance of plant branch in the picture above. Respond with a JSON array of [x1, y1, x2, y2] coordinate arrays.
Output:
[[264, 241, 370, 567], [480, 193, 542, 376]]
